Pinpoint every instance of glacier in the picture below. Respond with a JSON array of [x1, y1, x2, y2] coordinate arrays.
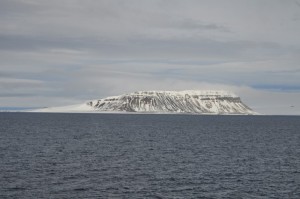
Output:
[[31, 90, 257, 115]]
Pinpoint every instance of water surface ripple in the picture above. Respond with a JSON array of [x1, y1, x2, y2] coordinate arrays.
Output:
[[0, 113, 299, 198]]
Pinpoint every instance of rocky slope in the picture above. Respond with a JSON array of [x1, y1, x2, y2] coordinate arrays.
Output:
[[32, 90, 256, 114]]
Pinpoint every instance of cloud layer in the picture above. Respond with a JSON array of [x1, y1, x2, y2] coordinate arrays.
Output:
[[1, 0, 300, 114]]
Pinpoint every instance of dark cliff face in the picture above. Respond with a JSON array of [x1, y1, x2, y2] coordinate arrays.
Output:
[[87, 91, 255, 114]]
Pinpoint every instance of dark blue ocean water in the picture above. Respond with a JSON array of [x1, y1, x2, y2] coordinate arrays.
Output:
[[0, 113, 299, 199]]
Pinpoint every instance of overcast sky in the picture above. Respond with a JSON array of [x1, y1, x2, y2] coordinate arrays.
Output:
[[1, 0, 300, 114]]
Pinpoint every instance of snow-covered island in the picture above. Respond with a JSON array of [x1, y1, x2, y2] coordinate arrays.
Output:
[[31, 90, 257, 114]]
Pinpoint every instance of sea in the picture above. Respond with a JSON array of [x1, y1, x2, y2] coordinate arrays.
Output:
[[0, 113, 299, 198]]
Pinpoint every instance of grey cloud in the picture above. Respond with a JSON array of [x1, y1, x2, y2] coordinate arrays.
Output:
[[0, 0, 39, 17], [0, 93, 36, 97], [0, 34, 108, 52], [269, 69, 300, 74], [0, 0, 299, 114], [0, 78, 43, 88], [0, 32, 290, 63], [169, 19, 230, 32]]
